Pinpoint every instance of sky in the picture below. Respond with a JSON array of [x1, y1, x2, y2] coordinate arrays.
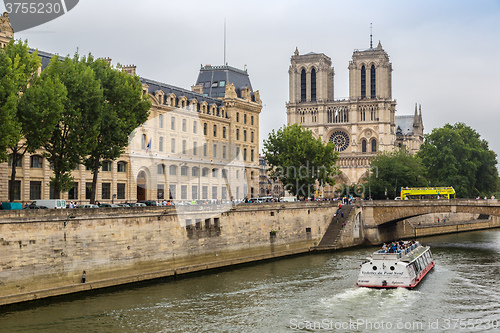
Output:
[[7, 0, 500, 157]]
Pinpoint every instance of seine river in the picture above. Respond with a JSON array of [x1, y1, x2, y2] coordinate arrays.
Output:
[[1, 230, 500, 332]]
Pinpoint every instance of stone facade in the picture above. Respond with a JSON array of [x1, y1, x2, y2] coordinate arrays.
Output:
[[0, 16, 261, 203], [286, 42, 424, 195]]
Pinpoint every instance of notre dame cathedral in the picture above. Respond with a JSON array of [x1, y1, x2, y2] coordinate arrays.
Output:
[[286, 40, 423, 196]]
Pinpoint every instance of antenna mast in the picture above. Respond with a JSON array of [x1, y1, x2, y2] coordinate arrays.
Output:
[[224, 19, 226, 65], [370, 23, 373, 49]]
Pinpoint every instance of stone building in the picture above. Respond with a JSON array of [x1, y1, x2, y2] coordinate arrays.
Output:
[[286, 40, 423, 197], [0, 16, 261, 203]]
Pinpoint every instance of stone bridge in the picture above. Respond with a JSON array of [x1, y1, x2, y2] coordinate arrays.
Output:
[[358, 199, 500, 226]]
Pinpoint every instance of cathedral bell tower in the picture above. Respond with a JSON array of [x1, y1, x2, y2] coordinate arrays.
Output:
[[0, 12, 14, 49]]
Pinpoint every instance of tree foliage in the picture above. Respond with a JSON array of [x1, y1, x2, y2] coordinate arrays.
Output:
[[417, 123, 499, 198], [40, 54, 103, 197], [366, 147, 428, 199], [82, 57, 151, 203], [263, 123, 338, 198]]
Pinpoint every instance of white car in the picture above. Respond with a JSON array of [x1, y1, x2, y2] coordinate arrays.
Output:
[[79, 204, 99, 208]]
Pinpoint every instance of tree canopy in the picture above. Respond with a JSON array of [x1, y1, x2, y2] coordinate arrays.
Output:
[[417, 122, 498, 198], [263, 123, 338, 198], [366, 147, 428, 199]]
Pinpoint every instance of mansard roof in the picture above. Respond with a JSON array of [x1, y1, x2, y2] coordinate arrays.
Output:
[[196, 64, 253, 99]]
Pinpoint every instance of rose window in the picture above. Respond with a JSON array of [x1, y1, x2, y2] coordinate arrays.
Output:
[[329, 131, 350, 152]]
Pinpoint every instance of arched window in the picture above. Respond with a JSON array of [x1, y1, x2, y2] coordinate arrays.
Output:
[[370, 65, 376, 98], [157, 164, 165, 175], [192, 167, 199, 177], [300, 69, 306, 101], [371, 139, 377, 153], [169, 165, 177, 176], [362, 139, 367, 153], [117, 161, 127, 173], [181, 166, 188, 176], [361, 65, 366, 99], [311, 68, 316, 101], [202, 167, 209, 177]]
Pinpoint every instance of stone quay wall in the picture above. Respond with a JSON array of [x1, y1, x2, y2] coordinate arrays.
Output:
[[0, 202, 335, 306]]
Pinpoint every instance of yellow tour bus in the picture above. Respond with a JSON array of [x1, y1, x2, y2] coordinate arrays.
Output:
[[400, 187, 456, 200]]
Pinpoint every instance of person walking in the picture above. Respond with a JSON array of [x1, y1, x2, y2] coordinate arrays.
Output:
[[82, 271, 86, 283]]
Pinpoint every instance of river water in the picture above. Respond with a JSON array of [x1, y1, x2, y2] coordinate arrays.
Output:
[[1, 230, 500, 332]]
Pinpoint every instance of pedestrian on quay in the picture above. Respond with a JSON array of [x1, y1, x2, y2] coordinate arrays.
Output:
[[82, 271, 86, 283]]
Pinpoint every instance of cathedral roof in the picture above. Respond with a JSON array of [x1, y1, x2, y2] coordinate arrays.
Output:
[[395, 115, 416, 135]]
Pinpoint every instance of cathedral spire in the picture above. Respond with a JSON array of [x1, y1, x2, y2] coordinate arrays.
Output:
[[370, 23, 373, 49]]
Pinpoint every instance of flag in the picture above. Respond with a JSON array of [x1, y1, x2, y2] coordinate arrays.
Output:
[[146, 138, 152, 153]]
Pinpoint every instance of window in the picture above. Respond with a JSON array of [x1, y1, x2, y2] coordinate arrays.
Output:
[[202, 186, 208, 199], [192, 186, 198, 200], [182, 140, 186, 154], [236, 112, 239, 122], [236, 129, 240, 140], [300, 69, 306, 101], [223, 145, 226, 159], [371, 139, 377, 153], [203, 143, 207, 156], [219, 81, 226, 87], [213, 125, 217, 137], [68, 182, 78, 200], [311, 68, 316, 101], [182, 119, 187, 132], [212, 186, 218, 200], [102, 183, 111, 199], [236, 147, 240, 160], [30, 155, 43, 168], [361, 65, 366, 99], [362, 139, 367, 153], [8, 155, 22, 167], [251, 171, 255, 180], [203, 123, 207, 135], [171, 116, 175, 130], [8, 180, 21, 200], [202, 167, 209, 177], [159, 137, 164, 152], [193, 141, 197, 155], [251, 132, 254, 143], [251, 149, 254, 162], [181, 166, 188, 176], [181, 185, 188, 199], [171, 138, 175, 153], [244, 130, 247, 142], [159, 114, 163, 128], [192, 167, 199, 177], [30, 181, 41, 200], [157, 164, 165, 175], [244, 114, 247, 124], [222, 187, 227, 200], [222, 169, 228, 179], [117, 161, 127, 173], [193, 121, 197, 134], [102, 160, 112, 172], [49, 184, 58, 199], [371, 64, 376, 98], [223, 127, 226, 139], [141, 134, 146, 150], [204, 81, 211, 88], [169, 165, 177, 175], [211, 81, 218, 88], [117, 183, 126, 199], [212, 168, 218, 178], [251, 116, 254, 125], [236, 170, 239, 179], [213, 144, 217, 158], [157, 184, 164, 200], [86, 182, 92, 200], [244, 148, 247, 161], [169, 185, 176, 200]]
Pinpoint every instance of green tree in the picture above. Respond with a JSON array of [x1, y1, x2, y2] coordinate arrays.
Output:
[[366, 147, 428, 199], [82, 56, 151, 203], [417, 122, 499, 198], [40, 54, 103, 198], [263, 123, 338, 198]]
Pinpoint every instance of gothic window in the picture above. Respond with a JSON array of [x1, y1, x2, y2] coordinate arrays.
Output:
[[361, 65, 366, 99], [300, 69, 306, 101], [362, 139, 367, 153], [311, 68, 316, 101], [371, 139, 377, 153], [371, 65, 376, 99], [329, 131, 350, 152]]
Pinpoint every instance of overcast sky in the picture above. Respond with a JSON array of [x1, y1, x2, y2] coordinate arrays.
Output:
[[8, 0, 500, 157]]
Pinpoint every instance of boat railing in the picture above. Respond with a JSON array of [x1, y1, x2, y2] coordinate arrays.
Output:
[[375, 243, 420, 257]]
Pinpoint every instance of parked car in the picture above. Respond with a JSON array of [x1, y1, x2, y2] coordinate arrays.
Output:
[[138, 200, 158, 206], [79, 204, 99, 208], [129, 202, 147, 207], [116, 203, 131, 207], [25, 205, 48, 209], [98, 203, 120, 208], [31, 199, 66, 209], [1, 202, 23, 210]]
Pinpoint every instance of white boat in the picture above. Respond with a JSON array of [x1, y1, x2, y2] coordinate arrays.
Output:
[[356, 241, 435, 288]]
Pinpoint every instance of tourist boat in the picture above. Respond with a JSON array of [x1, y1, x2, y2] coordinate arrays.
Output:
[[356, 241, 435, 288]]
